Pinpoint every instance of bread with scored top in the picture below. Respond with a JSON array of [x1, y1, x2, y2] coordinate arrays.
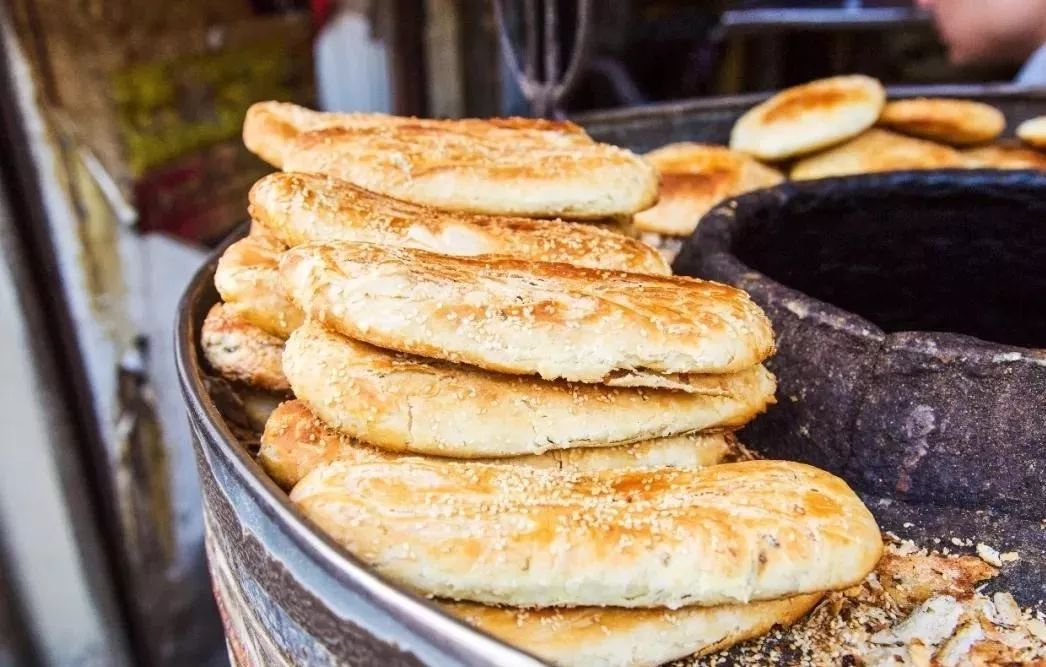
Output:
[[279, 242, 776, 384], [282, 322, 775, 459], [280, 124, 658, 219], [291, 458, 882, 608], [249, 172, 668, 274], [244, 100, 590, 168], [259, 399, 748, 489]]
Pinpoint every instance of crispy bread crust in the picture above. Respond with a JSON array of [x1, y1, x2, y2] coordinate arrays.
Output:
[[791, 129, 965, 180], [279, 242, 775, 382], [291, 459, 883, 608], [280, 125, 658, 219], [879, 98, 1005, 145], [249, 172, 668, 274], [282, 323, 774, 458], [243, 101, 590, 168], [214, 235, 302, 338], [259, 399, 743, 490], [444, 593, 823, 667], [730, 75, 886, 161], [200, 303, 288, 392], [633, 143, 784, 236]]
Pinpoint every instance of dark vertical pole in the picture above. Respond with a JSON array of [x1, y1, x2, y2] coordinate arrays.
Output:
[[389, 0, 429, 116]]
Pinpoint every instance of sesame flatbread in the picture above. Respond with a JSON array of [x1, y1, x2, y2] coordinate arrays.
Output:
[[879, 98, 1004, 146], [633, 143, 784, 237], [791, 129, 965, 180], [731, 75, 886, 161]]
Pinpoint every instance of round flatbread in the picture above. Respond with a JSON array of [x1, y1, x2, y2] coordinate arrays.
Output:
[[633, 143, 784, 237], [249, 172, 668, 275], [730, 75, 886, 161], [258, 399, 748, 490], [444, 593, 822, 667], [280, 124, 658, 220], [963, 142, 1046, 170], [200, 303, 288, 392], [878, 98, 1005, 146], [791, 129, 965, 180], [1016, 115, 1046, 149], [214, 235, 302, 339], [291, 458, 882, 608], [279, 241, 776, 383]]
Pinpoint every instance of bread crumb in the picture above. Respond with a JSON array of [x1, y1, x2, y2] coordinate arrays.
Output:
[[977, 543, 1003, 567]]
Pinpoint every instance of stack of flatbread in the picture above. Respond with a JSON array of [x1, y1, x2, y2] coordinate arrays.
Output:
[[636, 75, 1046, 261], [203, 103, 667, 432], [200, 104, 884, 666]]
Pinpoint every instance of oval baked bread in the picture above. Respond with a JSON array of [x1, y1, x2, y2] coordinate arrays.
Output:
[[249, 172, 669, 274], [963, 142, 1046, 170], [633, 143, 784, 237], [290, 458, 882, 608], [444, 593, 822, 667], [791, 129, 965, 180], [958, 142, 1046, 169], [1016, 115, 1046, 149], [279, 125, 659, 219], [282, 323, 774, 458], [279, 242, 775, 383], [200, 303, 288, 392], [730, 75, 886, 161], [878, 98, 1005, 146], [244, 101, 590, 168], [258, 399, 748, 490], [214, 235, 302, 339]]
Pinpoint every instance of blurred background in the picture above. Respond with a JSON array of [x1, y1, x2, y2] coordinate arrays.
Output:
[[0, 1, 1036, 665]]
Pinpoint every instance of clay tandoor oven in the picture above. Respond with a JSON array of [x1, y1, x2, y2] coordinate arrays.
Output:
[[676, 170, 1045, 603]]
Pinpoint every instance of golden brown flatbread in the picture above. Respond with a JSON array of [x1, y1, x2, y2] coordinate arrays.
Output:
[[879, 98, 1005, 146], [633, 143, 784, 237], [444, 593, 822, 667], [791, 129, 965, 180], [213, 235, 301, 339], [279, 124, 658, 219], [243, 100, 590, 168], [731, 75, 886, 161], [279, 241, 776, 383], [281, 324, 774, 457], [291, 458, 882, 608], [258, 399, 746, 490], [249, 172, 669, 275], [200, 303, 288, 392], [1016, 115, 1046, 149], [963, 142, 1046, 170]]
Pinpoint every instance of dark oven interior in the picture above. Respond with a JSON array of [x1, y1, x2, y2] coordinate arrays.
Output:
[[731, 173, 1046, 349]]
